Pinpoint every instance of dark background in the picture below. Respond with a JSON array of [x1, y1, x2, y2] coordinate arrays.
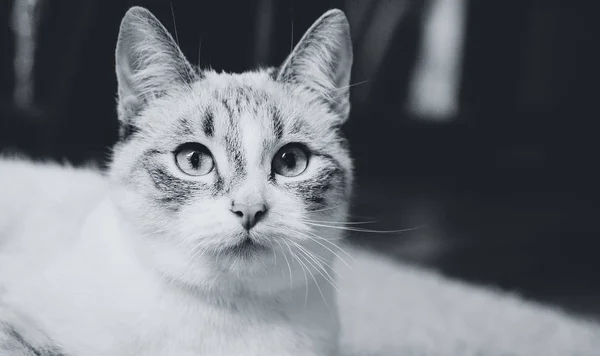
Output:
[[1, 0, 599, 319]]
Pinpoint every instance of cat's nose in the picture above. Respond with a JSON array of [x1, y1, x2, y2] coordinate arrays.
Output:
[[230, 203, 267, 230]]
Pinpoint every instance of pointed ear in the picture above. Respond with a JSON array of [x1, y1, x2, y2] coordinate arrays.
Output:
[[115, 7, 196, 129], [277, 9, 353, 122]]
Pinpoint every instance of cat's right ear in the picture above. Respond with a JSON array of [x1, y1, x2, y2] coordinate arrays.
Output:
[[276, 9, 353, 124], [115, 7, 196, 132]]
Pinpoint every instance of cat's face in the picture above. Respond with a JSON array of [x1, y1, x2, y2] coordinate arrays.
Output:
[[109, 7, 353, 295]]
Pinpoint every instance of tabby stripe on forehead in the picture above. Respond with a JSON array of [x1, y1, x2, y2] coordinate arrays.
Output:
[[202, 109, 215, 137], [272, 106, 284, 140], [221, 98, 235, 120], [224, 133, 246, 178]]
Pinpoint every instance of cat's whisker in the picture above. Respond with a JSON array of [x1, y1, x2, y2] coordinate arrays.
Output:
[[275, 240, 294, 289], [281, 240, 309, 307], [298, 253, 330, 310], [301, 219, 378, 225], [286, 241, 329, 310], [304, 221, 427, 234], [300, 247, 335, 270], [288, 239, 335, 269], [293, 247, 310, 308], [287, 228, 352, 268], [257, 256, 268, 275], [299, 228, 355, 262], [289, 240, 338, 291], [273, 240, 287, 280]]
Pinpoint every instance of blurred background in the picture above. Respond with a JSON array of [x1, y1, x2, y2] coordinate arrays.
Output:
[[1, 0, 599, 318]]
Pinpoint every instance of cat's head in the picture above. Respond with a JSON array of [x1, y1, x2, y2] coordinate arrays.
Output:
[[109, 6, 353, 296]]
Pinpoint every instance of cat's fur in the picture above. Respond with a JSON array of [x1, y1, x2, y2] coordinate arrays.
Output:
[[0, 6, 352, 356], [2, 6, 600, 356], [2, 161, 600, 356]]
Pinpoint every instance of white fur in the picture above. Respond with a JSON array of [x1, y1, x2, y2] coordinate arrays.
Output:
[[0, 159, 337, 355], [1, 6, 598, 356], [1, 159, 599, 355], [337, 246, 600, 356]]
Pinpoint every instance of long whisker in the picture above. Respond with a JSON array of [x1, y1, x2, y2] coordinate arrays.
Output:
[[282, 240, 309, 307], [287, 239, 335, 269], [275, 240, 294, 289], [288, 229, 353, 268], [301, 219, 378, 225], [289, 240, 338, 291], [300, 229, 355, 263], [288, 239, 334, 270], [272, 240, 277, 267], [303, 221, 427, 234], [287, 241, 329, 310]]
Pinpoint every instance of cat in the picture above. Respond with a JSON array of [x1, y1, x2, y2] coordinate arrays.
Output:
[[2, 5, 600, 356], [0, 6, 352, 356]]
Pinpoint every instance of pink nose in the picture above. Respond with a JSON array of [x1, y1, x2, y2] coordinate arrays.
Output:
[[230, 203, 267, 230]]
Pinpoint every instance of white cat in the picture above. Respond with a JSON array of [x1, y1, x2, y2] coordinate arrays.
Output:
[[1, 6, 599, 356], [0, 6, 351, 356]]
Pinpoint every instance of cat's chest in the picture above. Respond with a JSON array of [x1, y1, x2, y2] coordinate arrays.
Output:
[[132, 303, 325, 356], [4, 267, 310, 356], [3, 246, 333, 356]]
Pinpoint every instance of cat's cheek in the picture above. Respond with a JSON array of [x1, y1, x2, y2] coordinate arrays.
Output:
[[173, 198, 238, 243], [261, 189, 305, 227]]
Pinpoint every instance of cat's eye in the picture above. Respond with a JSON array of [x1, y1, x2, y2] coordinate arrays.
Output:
[[272, 144, 309, 177], [174, 143, 215, 176]]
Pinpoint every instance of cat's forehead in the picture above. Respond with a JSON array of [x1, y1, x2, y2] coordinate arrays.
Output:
[[199, 71, 278, 119], [151, 70, 330, 146], [192, 70, 309, 116]]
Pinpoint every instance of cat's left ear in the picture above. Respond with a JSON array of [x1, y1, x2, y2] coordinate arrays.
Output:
[[115, 7, 196, 130], [277, 9, 353, 123]]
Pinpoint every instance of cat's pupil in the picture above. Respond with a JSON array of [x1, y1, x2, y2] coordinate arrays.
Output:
[[189, 151, 200, 168], [281, 152, 297, 168]]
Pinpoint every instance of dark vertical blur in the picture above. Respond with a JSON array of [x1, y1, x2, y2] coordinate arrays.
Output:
[[1, 0, 599, 317]]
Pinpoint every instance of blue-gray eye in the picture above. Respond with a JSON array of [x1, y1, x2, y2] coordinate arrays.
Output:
[[175, 143, 214, 176], [272, 144, 309, 177]]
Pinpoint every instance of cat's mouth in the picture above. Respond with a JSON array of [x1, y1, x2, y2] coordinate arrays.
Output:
[[223, 237, 269, 257]]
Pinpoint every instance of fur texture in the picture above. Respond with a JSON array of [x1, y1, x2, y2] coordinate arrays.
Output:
[[1, 6, 353, 356], [1, 6, 599, 356], [2, 160, 600, 356]]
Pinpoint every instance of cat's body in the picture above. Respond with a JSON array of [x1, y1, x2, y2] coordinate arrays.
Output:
[[1, 6, 351, 355], [1, 6, 600, 356], [0, 159, 336, 356], [2, 159, 600, 356]]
